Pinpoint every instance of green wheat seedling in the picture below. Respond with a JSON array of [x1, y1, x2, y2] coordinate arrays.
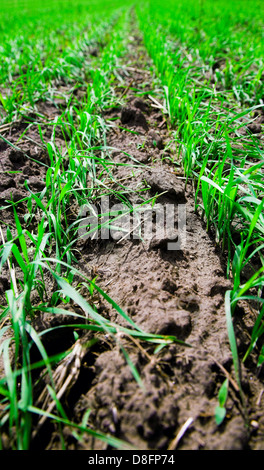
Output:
[[0, 247, 190, 449], [215, 378, 229, 426], [138, 0, 264, 358], [0, 4, 125, 125], [1, 0, 264, 449], [0, 3, 180, 450], [135, 0, 264, 425]]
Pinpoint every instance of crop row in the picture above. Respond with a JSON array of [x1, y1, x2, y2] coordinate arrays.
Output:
[[0, 0, 263, 449], [0, 4, 150, 450], [137, 0, 264, 376]]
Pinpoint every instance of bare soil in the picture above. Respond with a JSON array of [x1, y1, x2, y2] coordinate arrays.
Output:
[[1, 30, 264, 451]]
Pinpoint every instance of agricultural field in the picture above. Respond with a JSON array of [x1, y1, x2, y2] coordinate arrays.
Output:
[[0, 0, 264, 451]]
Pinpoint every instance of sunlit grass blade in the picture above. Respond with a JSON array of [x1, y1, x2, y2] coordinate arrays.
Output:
[[28, 405, 136, 450]]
